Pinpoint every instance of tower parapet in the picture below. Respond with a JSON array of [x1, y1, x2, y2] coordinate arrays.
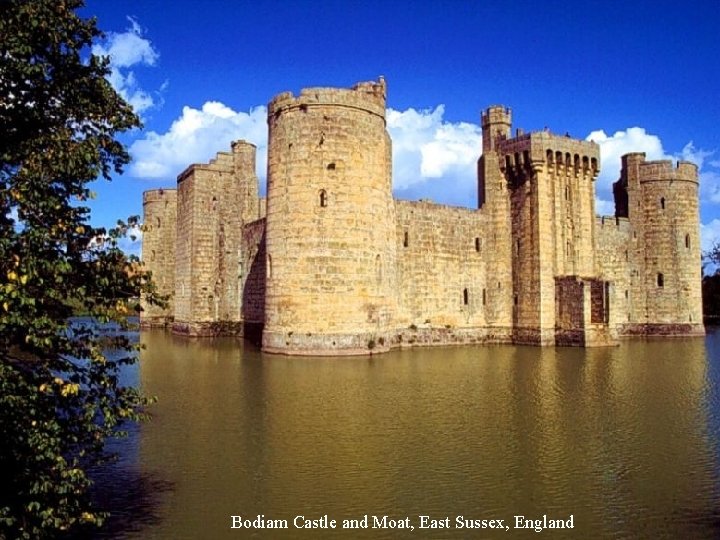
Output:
[[637, 159, 698, 183], [268, 78, 387, 122], [481, 105, 511, 152]]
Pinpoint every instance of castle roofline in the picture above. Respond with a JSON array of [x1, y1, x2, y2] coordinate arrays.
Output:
[[497, 129, 600, 168], [637, 158, 698, 183], [143, 188, 177, 204], [267, 78, 386, 121]]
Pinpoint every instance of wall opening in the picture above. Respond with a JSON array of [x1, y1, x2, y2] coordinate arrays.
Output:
[[327, 162, 336, 170], [403, 231, 409, 248], [590, 281, 610, 324], [482, 288, 486, 305], [319, 189, 327, 208], [156, 216, 161, 228], [463, 288, 469, 306], [211, 196, 218, 211], [657, 272, 664, 287], [685, 234, 690, 248], [475, 237, 481, 252], [267, 254, 273, 279], [660, 197, 665, 209]]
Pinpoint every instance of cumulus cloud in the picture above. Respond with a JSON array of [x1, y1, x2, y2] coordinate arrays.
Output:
[[92, 17, 161, 114], [387, 106, 481, 197], [129, 102, 268, 181], [678, 142, 720, 204], [701, 219, 720, 254], [585, 127, 671, 209], [128, 102, 480, 206]]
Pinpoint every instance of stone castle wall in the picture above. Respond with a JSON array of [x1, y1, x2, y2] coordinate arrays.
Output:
[[240, 218, 266, 326], [395, 200, 487, 330], [140, 188, 177, 326], [594, 216, 633, 328], [172, 141, 258, 336], [140, 79, 704, 353]]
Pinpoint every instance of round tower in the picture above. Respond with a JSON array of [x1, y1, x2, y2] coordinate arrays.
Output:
[[481, 105, 512, 153], [638, 159, 703, 332], [263, 79, 397, 355], [141, 188, 177, 327]]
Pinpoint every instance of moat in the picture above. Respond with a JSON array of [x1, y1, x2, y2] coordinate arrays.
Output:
[[94, 330, 720, 539]]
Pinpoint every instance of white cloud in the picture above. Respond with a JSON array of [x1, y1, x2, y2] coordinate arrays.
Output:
[[595, 198, 615, 216], [586, 127, 671, 207], [129, 102, 480, 205], [92, 17, 161, 114], [387, 106, 481, 194], [679, 144, 720, 205], [701, 219, 720, 253], [701, 169, 720, 204], [129, 102, 268, 181]]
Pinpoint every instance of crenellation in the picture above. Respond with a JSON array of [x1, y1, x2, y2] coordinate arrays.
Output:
[[142, 78, 703, 354]]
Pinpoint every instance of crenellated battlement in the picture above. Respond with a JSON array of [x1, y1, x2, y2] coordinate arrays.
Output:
[[267, 78, 387, 122], [639, 159, 699, 183], [177, 140, 258, 182], [498, 131, 600, 178], [596, 215, 631, 233], [481, 105, 512, 127], [143, 188, 177, 205]]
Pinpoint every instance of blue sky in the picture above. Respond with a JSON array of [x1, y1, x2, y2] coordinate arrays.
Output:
[[80, 0, 720, 254]]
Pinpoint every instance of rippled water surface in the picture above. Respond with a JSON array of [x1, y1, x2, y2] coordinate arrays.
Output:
[[95, 329, 720, 539]]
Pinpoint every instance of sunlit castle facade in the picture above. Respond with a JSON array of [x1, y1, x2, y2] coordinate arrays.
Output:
[[140, 78, 703, 355]]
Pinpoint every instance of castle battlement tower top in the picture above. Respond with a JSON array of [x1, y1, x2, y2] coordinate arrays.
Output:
[[620, 153, 698, 185], [481, 105, 512, 152], [268, 78, 387, 122]]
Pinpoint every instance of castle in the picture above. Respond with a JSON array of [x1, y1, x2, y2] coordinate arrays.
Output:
[[141, 78, 704, 355]]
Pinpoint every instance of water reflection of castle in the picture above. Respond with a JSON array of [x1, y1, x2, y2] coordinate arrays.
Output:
[[141, 78, 703, 355]]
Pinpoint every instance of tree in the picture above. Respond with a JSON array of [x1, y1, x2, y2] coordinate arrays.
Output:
[[0, 1, 159, 537]]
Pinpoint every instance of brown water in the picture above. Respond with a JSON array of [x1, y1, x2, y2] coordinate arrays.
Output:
[[95, 329, 720, 539]]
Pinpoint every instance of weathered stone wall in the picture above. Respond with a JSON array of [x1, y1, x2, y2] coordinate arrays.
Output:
[[594, 216, 633, 329], [140, 188, 177, 326], [172, 141, 259, 336], [263, 79, 398, 355], [241, 218, 266, 325], [395, 200, 487, 330]]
